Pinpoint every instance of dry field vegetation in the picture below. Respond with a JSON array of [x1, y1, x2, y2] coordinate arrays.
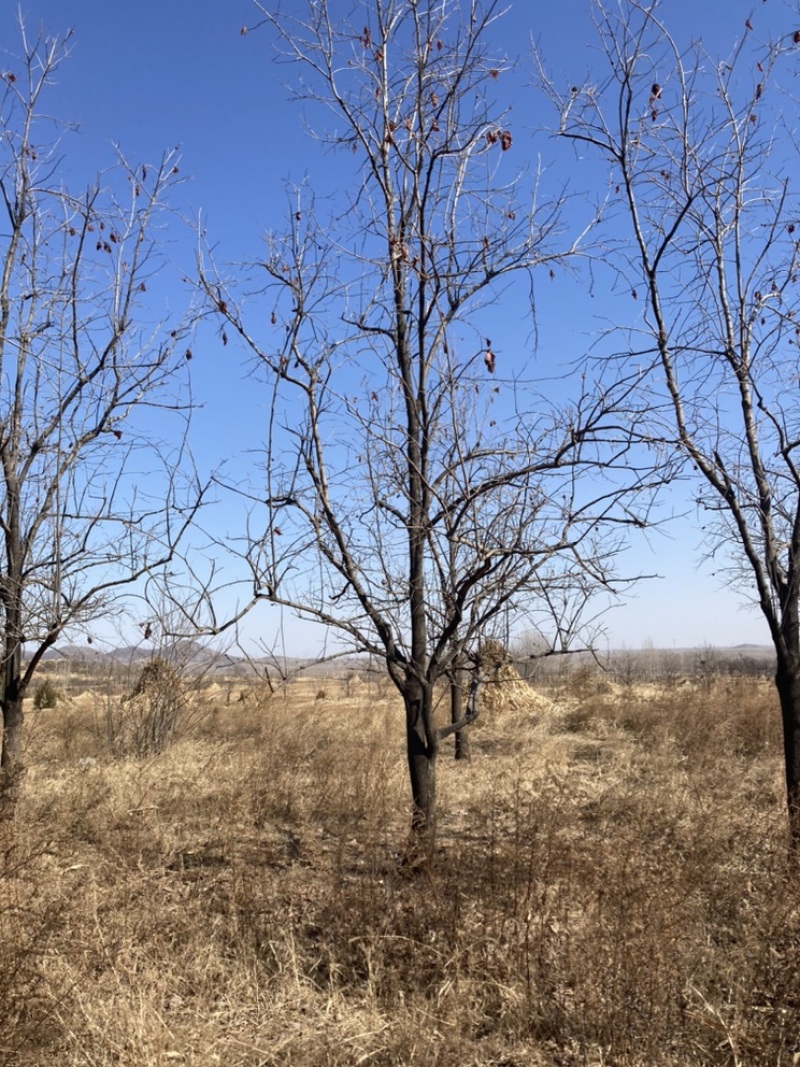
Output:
[[2, 660, 800, 1066]]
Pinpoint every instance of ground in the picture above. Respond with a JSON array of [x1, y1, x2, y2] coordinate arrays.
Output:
[[2, 662, 798, 1065]]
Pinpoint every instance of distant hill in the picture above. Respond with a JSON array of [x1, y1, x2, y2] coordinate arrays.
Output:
[[34, 641, 350, 679]]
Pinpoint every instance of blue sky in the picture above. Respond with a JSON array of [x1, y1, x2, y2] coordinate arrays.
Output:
[[3, 0, 792, 653]]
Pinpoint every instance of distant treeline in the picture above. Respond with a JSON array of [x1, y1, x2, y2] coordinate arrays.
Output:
[[513, 645, 774, 688]]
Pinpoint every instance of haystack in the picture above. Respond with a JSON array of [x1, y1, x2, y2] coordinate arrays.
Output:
[[477, 647, 556, 716], [480, 662, 540, 714]]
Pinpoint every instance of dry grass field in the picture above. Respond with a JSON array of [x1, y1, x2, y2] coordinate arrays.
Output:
[[2, 663, 799, 1065]]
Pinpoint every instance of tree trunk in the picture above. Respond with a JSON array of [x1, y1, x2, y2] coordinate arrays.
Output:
[[0, 693, 25, 816], [775, 655, 800, 846], [0, 611, 25, 815], [450, 667, 471, 761], [404, 690, 437, 863]]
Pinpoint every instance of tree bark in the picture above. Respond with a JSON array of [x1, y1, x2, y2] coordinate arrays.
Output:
[[404, 691, 437, 863], [450, 666, 471, 761], [0, 592, 25, 814], [775, 654, 800, 846], [0, 694, 24, 810]]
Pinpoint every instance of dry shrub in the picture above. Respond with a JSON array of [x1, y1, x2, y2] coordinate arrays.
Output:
[[4, 669, 800, 1065], [32, 679, 60, 710], [612, 676, 780, 766], [103, 657, 192, 758]]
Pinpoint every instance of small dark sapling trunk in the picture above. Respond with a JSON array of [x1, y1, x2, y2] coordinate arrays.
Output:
[[450, 661, 471, 761]]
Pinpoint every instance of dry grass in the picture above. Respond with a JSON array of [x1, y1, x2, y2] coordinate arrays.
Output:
[[2, 668, 800, 1065]]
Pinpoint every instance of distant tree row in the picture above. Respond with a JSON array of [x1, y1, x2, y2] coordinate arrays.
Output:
[[514, 637, 775, 689]]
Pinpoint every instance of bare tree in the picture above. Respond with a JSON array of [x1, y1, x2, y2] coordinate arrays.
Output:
[[0, 26, 205, 808], [544, 0, 800, 840], [198, 0, 654, 857]]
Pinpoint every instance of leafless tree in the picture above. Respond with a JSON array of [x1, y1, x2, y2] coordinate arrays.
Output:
[[0, 25, 205, 808], [544, 0, 800, 841], [198, 0, 656, 856]]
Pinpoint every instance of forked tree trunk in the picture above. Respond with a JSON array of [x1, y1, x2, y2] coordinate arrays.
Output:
[[404, 690, 438, 863], [775, 654, 800, 847]]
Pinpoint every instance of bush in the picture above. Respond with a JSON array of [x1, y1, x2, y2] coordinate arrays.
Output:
[[104, 657, 189, 757], [33, 678, 61, 709]]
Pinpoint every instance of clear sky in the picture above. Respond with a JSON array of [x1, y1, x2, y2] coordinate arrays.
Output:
[[3, 0, 791, 653]]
